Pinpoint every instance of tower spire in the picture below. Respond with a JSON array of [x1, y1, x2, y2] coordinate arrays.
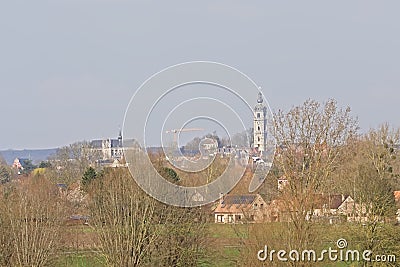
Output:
[[118, 127, 122, 147], [253, 91, 267, 154], [257, 92, 263, 103]]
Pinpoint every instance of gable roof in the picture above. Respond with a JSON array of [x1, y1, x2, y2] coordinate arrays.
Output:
[[314, 194, 349, 209], [90, 140, 103, 149], [222, 195, 257, 205], [337, 196, 355, 210], [90, 139, 120, 148], [214, 194, 265, 214]]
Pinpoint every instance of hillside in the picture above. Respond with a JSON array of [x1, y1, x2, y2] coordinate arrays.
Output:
[[0, 148, 58, 165]]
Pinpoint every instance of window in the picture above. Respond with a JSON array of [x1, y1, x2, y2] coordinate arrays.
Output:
[[257, 126, 260, 131], [257, 113, 260, 118], [216, 215, 224, 223], [228, 215, 234, 223], [258, 137, 260, 142]]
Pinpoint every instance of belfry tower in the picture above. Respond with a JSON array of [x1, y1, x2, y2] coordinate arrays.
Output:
[[253, 92, 267, 153]]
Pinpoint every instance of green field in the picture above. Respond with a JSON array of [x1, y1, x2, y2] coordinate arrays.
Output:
[[52, 222, 399, 266]]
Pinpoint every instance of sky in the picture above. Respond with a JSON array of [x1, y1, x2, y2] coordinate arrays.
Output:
[[1, 1, 399, 150]]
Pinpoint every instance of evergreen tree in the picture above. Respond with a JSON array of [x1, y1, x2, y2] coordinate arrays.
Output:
[[82, 167, 97, 187]]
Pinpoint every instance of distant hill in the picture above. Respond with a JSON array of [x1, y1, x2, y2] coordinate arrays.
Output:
[[0, 148, 58, 165]]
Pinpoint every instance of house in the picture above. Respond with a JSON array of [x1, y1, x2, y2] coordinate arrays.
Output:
[[312, 194, 349, 223], [214, 194, 268, 223], [12, 158, 31, 174], [202, 142, 218, 151], [313, 194, 348, 216], [12, 158, 28, 169], [312, 194, 368, 223], [337, 195, 368, 222], [277, 177, 288, 191], [217, 146, 236, 156], [267, 194, 368, 224]]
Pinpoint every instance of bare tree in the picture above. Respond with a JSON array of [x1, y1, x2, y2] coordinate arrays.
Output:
[[343, 125, 400, 266], [0, 185, 14, 266], [270, 99, 358, 266], [48, 141, 101, 185], [88, 167, 209, 266], [153, 206, 208, 267], [88, 168, 158, 266], [0, 165, 11, 184], [3, 175, 66, 266]]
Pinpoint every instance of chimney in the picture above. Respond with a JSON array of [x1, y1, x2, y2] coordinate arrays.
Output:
[[219, 193, 224, 205]]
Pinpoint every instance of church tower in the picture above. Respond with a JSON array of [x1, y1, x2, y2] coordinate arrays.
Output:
[[253, 92, 267, 153]]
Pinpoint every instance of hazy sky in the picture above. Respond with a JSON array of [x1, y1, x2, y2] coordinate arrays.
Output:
[[1, 1, 399, 150]]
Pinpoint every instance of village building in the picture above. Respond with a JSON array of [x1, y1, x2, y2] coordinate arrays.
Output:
[[311, 194, 365, 223], [12, 157, 28, 170], [213, 194, 268, 223], [253, 92, 267, 154], [277, 177, 288, 191], [12, 157, 33, 174], [267, 194, 369, 224], [89, 131, 137, 167], [90, 130, 124, 161]]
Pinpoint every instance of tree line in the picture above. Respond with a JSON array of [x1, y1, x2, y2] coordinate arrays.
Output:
[[241, 99, 400, 267], [0, 98, 399, 266]]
